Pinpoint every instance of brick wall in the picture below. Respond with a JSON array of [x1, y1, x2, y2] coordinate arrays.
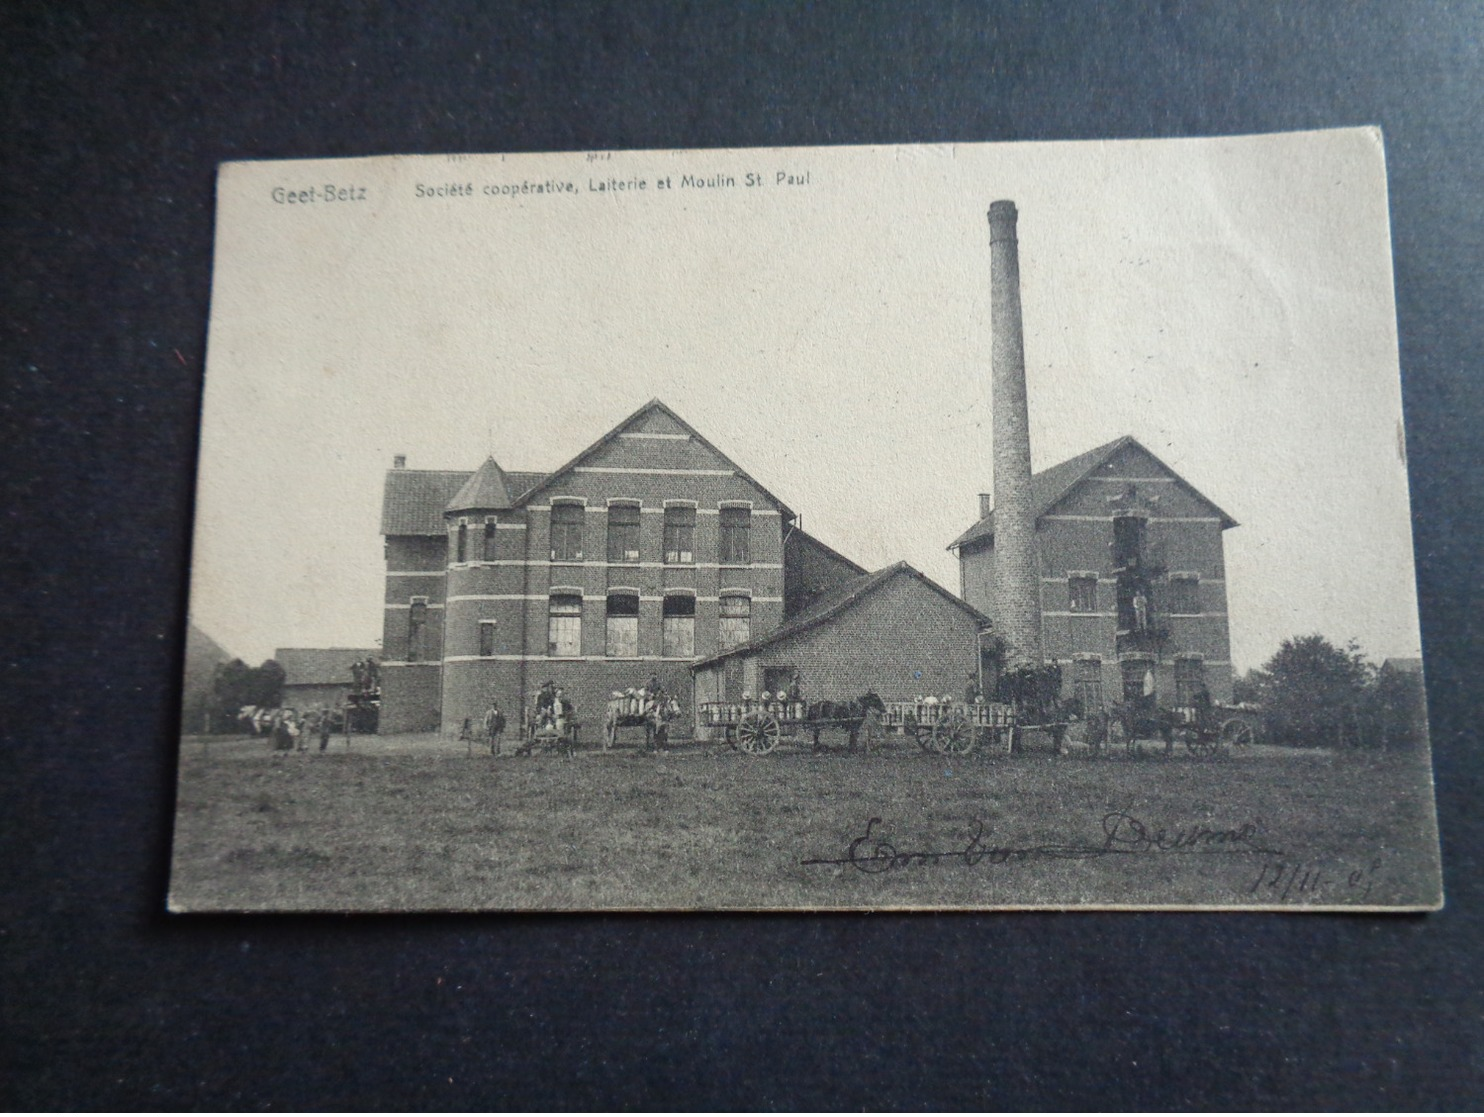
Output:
[[379, 664, 441, 734], [695, 571, 983, 736]]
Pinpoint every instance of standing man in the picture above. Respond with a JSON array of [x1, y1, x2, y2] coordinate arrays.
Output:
[[484, 701, 507, 756], [318, 707, 333, 752]]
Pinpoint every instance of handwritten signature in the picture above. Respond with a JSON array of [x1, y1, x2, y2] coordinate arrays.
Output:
[[801, 813, 1284, 875]]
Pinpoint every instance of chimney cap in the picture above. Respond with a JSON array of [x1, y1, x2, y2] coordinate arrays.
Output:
[[988, 199, 1018, 221], [393, 454, 406, 469]]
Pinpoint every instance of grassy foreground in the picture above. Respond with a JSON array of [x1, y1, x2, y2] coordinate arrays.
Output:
[[168, 734, 1442, 912]]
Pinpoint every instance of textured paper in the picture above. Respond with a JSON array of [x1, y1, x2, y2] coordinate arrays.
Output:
[[170, 131, 1442, 912]]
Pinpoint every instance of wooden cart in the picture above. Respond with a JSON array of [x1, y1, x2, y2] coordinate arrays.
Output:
[[699, 700, 885, 755]]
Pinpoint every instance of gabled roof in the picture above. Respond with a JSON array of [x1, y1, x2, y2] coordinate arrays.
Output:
[[274, 648, 379, 687], [787, 527, 869, 576], [949, 435, 1238, 550], [447, 456, 514, 512], [693, 561, 989, 669], [516, 399, 795, 519]]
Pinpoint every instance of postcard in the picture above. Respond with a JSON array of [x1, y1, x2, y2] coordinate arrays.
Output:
[[170, 130, 1442, 911]]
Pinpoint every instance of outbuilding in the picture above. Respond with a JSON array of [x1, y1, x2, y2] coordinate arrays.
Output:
[[690, 562, 991, 735]]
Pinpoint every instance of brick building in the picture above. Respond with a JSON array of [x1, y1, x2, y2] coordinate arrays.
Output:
[[950, 435, 1238, 709], [275, 647, 379, 713], [378, 400, 864, 736], [692, 562, 990, 725]]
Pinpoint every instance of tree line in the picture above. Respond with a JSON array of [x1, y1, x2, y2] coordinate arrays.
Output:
[[205, 658, 286, 732], [1232, 634, 1426, 750]]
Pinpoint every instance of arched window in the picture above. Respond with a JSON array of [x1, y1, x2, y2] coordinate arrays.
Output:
[[719, 594, 751, 650], [550, 503, 584, 562], [606, 503, 641, 563], [719, 506, 751, 565], [662, 594, 696, 658], [547, 594, 582, 657], [605, 593, 640, 657]]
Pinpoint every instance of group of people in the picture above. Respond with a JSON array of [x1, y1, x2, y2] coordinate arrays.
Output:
[[268, 707, 337, 753], [474, 679, 576, 757]]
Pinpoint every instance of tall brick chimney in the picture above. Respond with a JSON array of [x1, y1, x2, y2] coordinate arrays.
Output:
[[988, 200, 1043, 668]]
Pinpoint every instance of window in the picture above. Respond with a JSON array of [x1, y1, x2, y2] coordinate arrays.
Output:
[[1175, 658, 1206, 707], [550, 503, 584, 562], [662, 594, 695, 658], [1073, 658, 1103, 711], [1121, 659, 1155, 703], [548, 594, 582, 657], [479, 619, 497, 657], [455, 521, 467, 563], [1112, 515, 1144, 570], [408, 599, 428, 661], [719, 506, 752, 565], [664, 505, 696, 564], [1069, 575, 1098, 613], [483, 518, 498, 562], [719, 595, 751, 650], [605, 593, 639, 658], [1168, 575, 1201, 615], [606, 503, 641, 563]]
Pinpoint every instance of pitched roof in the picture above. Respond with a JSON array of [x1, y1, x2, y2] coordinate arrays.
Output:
[[447, 457, 514, 512], [948, 435, 1238, 550], [788, 526, 868, 577], [1381, 657, 1424, 675], [274, 648, 380, 687], [693, 561, 989, 669], [382, 467, 549, 535], [516, 399, 795, 518]]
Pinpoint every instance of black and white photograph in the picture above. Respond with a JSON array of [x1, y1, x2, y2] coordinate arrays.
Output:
[[169, 130, 1442, 912]]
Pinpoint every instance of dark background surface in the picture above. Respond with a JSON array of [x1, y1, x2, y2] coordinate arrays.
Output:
[[3, 2, 1482, 1109]]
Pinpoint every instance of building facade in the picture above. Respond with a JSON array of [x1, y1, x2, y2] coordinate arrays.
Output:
[[378, 400, 864, 736], [951, 436, 1238, 709], [276, 647, 379, 713], [693, 563, 990, 723]]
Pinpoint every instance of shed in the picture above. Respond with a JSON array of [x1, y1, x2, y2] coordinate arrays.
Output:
[[691, 562, 990, 732], [275, 647, 379, 712]]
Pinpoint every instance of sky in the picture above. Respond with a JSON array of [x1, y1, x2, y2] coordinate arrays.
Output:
[[190, 130, 1421, 673]]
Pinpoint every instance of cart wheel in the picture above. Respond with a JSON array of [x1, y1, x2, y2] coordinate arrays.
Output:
[[910, 715, 937, 753], [1221, 717, 1256, 752], [737, 712, 781, 755], [933, 710, 975, 756], [603, 717, 617, 750]]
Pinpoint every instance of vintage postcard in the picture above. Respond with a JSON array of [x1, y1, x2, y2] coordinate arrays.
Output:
[[170, 130, 1442, 911]]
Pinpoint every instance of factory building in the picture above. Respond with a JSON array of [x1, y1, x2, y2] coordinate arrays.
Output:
[[378, 399, 867, 736], [950, 436, 1238, 708]]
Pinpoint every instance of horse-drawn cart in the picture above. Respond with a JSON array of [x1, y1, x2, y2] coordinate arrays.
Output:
[[700, 698, 885, 755], [887, 699, 1070, 755], [603, 693, 682, 751], [1086, 701, 1258, 758], [517, 707, 581, 757]]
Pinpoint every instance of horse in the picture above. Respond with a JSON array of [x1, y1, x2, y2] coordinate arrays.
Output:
[[1084, 702, 1177, 757]]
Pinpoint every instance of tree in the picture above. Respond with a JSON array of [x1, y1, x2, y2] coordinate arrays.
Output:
[[249, 659, 286, 709], [1256, 635, 1374, 748]]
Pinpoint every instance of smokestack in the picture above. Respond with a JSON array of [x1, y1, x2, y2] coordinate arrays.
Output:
[[988, 200, 1043, 668]]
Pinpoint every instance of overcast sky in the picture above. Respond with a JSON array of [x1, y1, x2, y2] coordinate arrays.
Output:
[[191, 129, 1420, 673]]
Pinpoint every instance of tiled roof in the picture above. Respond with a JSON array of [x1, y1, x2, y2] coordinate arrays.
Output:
[[694, 562, 989, 668], [447, 457, 514, 511], [382, 469, 471, 536], [274, 647, 380, 687], [949, 435, 1237, 550]]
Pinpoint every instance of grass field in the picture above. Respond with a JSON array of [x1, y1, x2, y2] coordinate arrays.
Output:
[[168, 732, 1443, 912]]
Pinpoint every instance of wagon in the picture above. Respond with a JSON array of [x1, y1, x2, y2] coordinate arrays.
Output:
[[886, 700, 1068, 755], [1089, 702, 1257, 758], [603, 694, 682, 751], [699, 699, 885, 755], [516, 706, 581, 757]]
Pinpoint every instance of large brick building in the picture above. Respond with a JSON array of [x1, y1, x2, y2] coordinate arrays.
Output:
[[950, 435, 1238, 710], [378, 399, 864, 736], [692, 562, 990, 721]]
